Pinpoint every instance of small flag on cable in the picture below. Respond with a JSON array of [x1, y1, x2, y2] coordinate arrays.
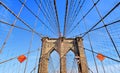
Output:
[[17, 55, 27, 63], [96, 53, 105, 61]]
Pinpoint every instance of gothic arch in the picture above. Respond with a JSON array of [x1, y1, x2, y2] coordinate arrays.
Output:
[[48, 47, 60, 58], [65, 48, 75, 56], [66, 50, 79, 73], [48, 50, 60, 73]]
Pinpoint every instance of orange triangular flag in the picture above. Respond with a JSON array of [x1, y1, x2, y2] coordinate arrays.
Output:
[[17, 55, 27, 63], [96, 53, 105, 61]]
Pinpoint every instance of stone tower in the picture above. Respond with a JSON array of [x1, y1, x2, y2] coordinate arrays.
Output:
[[38, 37, 88, 73]]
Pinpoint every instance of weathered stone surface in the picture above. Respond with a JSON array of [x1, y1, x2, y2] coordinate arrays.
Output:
[[38, 37, 88, 73]]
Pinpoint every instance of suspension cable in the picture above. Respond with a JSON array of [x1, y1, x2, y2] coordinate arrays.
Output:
[[71, 0, 85, 24], [65, 0, 74, 32], [33, 47, 40, 73], [101, 61, 106, 73], [0, 48, 40, 64], [0, 0, 26, 53], [73, 19, 120, 37], [0, 2, 43, 37], [63, 0, 68, 37], [67, 0, 85, 34], [84, 48, 120, 62], [34, 0, 58, 36], [0, 20, 31, 32], [44, 0, 59, 34], [66, 0, 100, 37], [66, 0, 79, 35], [81, 2, 120, 38], [18, 0, 57, 36], [82, 11, 99, 73], [90, 19, 120, 32], [23, 5, 41, 73], [48, 0, 59, 30], [54, 0, 61, 37], [91, 0, 120, 59]]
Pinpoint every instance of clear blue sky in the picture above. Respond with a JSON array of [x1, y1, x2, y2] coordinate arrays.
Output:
[[0, 0, 120, 73]]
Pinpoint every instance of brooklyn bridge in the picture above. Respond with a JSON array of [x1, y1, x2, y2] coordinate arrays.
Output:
[[0, 0, 120, 73]]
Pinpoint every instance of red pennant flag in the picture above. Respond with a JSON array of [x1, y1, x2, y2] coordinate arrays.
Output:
[[96, 53, 105, 61], [17, 55, 27, 63]]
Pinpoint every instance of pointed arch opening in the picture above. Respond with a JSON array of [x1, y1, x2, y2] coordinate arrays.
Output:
[[48, 50, 60, 73], [66, 50, 79, 73]]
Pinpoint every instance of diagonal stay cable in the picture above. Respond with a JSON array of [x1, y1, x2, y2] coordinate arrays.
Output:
[[63, 0, 68, 37], [82, 11, 99, 73], [0, 1, 44, 54], [54, 0, 61, 37], [66, 0, 100, 37], [48, 0, 60, 34], [73, 19, 120, 37], [35, 0, 57, 33], [69, 0, 82, 23], [24, 5, 41, 73], [0, 2, 43, 37], [48, 0, 59, 26], [0, 48, 40, 64], [0, 0, 26, 53], [66, 0, 78, 33], [18, 0, 57, 36], [67, 0, 82, 31], [0, 20, 31, 32], [90, 19, 120, 32], [91, 0, 120, 59], [70, 0, 86, 27], [68, 0, 78, 23], [0, 20, 44, 37], [81, 2, 120, 38], [65, 0, 74, 31], [34, 0, 58, 36], [84, 48, 120, 62], [43, 0, 59, 32]]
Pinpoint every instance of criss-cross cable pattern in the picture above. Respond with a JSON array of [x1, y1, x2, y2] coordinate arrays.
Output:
[[0, 0, 120, 73]]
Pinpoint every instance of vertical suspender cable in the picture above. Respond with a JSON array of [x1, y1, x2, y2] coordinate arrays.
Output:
[[101, 61, 105, 73], [81, 11, 99, 73], [66, 0, 100, 37], [0, 0, 26, 53], [33, 48, 40, 73], [23, 2, 41, 73], [91, 0, 120, 59]]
